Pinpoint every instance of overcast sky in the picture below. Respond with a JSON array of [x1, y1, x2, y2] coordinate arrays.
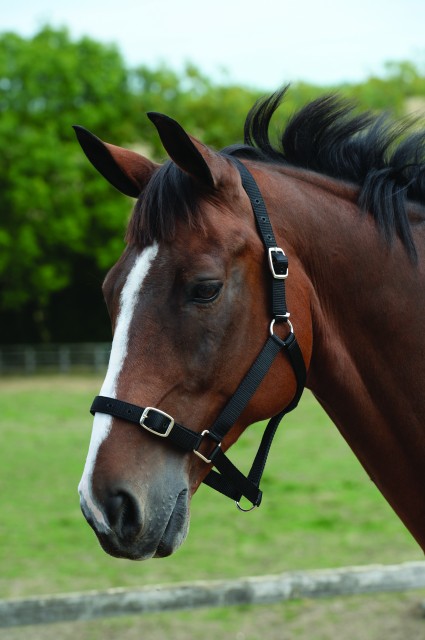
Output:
[[3, 0, 425, 89]]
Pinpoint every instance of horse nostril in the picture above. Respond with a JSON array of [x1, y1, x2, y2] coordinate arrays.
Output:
[[104, 494, 124, 527], [104, 490, 142, 541]]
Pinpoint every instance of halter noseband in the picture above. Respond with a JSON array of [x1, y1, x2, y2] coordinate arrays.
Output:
[[90, 159, 307, 511]]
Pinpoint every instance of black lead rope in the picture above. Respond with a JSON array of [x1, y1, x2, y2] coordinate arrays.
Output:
[[90, 159, 307, 510]]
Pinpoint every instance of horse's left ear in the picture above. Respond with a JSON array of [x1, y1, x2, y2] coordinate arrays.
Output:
[[73, 125, 159, 197], [147, 112, 228, 189]]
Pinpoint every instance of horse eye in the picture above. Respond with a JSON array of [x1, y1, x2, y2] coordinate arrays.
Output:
[[192, 281, 223, 303]]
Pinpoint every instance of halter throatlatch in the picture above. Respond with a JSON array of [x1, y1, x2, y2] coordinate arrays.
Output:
[[90, 159, 307, 510]]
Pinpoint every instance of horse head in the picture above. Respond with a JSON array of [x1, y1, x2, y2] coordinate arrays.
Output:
[[74, 113, 312, 559]]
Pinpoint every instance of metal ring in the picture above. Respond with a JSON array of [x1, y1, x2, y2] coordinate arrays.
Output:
[[269, 318, 294, 337], [235, 500, 258, 512]]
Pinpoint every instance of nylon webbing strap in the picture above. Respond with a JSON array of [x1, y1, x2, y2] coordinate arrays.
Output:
[[209, 336, 283, 440], [90, 396, 201, 451], [231, 157, 289, 321], [203, 331, 306, 505], [244, 333, 306, 486]]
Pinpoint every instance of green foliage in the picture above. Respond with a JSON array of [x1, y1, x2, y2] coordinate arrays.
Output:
[[344, 60, 425, 113], [0, 26, 424, 342], [0, 27, 136, 326]]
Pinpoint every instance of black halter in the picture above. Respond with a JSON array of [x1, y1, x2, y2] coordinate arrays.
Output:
[[90, 159, 306, 511]]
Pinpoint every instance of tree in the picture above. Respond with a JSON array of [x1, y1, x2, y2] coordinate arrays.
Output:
[[0, 27, 138, 340]]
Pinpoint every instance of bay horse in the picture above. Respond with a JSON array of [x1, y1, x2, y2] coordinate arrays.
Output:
[[74, 88, 425, 560]]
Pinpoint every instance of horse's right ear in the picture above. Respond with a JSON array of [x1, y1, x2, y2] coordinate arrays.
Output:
[[73, 126, 159, 198]]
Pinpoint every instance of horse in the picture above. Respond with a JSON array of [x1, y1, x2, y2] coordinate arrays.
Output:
[[74, 87, 425, 560]]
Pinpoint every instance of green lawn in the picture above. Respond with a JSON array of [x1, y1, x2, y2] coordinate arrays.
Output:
[[0, 375, 421, 604]]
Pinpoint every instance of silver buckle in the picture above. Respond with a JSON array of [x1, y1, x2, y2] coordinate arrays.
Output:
[[193, 430, 221, 464], [139, 407, 174, 438], [268, 247, 288, 279]]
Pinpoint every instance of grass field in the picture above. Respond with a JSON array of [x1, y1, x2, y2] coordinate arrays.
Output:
[[0, 375, 424, 639]]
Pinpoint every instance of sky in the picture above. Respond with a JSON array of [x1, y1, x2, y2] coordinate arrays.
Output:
[[2, 0, 425, 89]]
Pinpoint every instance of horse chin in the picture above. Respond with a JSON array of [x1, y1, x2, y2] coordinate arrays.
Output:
[[154, 489, 191, 558], [92, 488, 190, 561]]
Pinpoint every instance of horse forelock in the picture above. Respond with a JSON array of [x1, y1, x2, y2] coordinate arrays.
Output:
[[126, 160, 212, 246]]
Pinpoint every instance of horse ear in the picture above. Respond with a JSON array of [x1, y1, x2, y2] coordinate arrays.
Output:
[[147, 112, 225, 189], [73, 126, 159, 198]]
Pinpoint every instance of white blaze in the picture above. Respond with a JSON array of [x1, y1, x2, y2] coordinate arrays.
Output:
[[78, 244, 159, 529]]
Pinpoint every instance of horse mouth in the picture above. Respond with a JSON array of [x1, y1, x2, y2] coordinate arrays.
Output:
[[154, 489, 190, 558]]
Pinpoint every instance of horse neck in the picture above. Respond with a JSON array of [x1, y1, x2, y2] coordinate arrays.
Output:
[[270, 165, 425, 550]]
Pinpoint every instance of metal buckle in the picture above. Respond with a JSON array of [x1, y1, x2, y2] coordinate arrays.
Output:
[[193, 430, 222, 464], [139, 407, 175, 438], [268, 247, 288, 279]]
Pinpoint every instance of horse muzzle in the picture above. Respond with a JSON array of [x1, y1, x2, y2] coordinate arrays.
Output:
[[79, 483, 190, 560]]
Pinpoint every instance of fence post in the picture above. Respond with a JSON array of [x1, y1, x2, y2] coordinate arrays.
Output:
[[58, 346, 71, 374], [94, 344, 108, 373], [0, 343, 112, 375], [24, 347, 36, 374]]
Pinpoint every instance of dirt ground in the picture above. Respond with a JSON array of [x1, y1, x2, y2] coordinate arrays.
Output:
[[3, 592, 425, 640]]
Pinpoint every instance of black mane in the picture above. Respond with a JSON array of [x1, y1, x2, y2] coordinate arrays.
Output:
[[129, 88, 425, 260]]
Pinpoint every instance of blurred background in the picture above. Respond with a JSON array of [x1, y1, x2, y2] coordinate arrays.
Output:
[[1, 2, 425, 639], [1, 0, 425, 356]]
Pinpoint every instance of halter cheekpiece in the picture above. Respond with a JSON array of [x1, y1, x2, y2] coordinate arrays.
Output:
[[90, 158, 307, 511]]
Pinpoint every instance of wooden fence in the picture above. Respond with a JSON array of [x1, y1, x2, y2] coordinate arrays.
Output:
[[1, 561, 425, 628], [0, 343, 110, 375]]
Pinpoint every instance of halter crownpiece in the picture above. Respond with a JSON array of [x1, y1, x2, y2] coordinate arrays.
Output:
[[90, 159, 307, 511]]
